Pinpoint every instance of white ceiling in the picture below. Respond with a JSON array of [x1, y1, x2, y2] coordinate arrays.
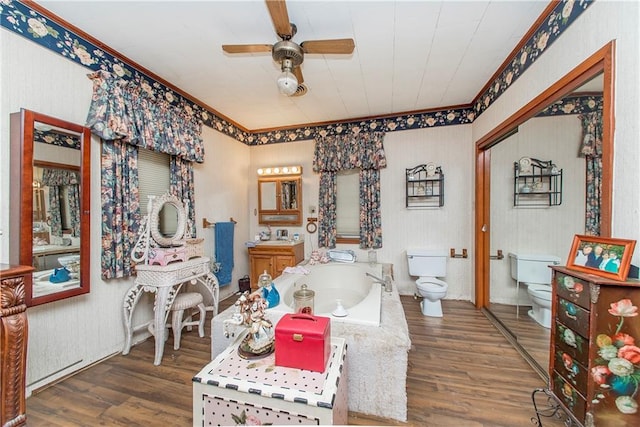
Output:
[[37, 0, 550, 131]]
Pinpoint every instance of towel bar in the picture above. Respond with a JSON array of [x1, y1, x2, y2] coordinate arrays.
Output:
[[202, 217, 237, 228]]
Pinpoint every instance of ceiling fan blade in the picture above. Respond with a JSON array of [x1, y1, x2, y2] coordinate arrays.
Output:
[[222, 44, 273, 54], [301, 38, 355, 54], [293, 66, 304, 84], [265, 0, 292, 38]]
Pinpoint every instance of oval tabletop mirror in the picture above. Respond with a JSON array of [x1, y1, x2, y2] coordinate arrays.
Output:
[[150, 193, 187, 247], [10, 109, 91, 306]]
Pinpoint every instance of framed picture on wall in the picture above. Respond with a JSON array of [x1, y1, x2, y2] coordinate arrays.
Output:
[[567, 234, 636, 281]]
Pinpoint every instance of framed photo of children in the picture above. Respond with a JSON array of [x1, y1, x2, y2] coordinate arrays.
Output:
[[567, 235, 636, 281]]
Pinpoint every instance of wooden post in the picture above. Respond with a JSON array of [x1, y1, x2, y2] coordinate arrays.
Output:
[[0, 264, 33, 427]]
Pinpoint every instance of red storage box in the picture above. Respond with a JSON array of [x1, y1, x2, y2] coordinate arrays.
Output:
[[275, 314, 331, 373]]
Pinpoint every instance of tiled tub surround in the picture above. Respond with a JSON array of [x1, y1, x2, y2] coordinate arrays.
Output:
[[211, 262, 411, 421]]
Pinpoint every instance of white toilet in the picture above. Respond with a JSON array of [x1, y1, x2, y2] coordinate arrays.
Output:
[[509, 253, 561, 328], [407, 249, 449, 317]]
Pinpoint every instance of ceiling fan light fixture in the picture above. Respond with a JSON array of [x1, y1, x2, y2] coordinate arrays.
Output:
[[276, 58, 298, 96]]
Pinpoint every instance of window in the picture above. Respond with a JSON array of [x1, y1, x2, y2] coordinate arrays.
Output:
[[59, 186, 72, 232], [336, 169, 359, 241], [137, 148, 175, 235]]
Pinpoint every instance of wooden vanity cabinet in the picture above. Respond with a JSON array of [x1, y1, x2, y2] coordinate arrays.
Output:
[[248, 242, 304, 290], [549, 266, 640, 426], [1, 264, 33, 427]]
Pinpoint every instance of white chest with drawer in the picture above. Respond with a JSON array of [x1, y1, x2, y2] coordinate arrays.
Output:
[[193, 336, 347, 426]]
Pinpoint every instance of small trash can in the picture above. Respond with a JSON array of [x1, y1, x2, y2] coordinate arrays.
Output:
[[238, 275, 251, 293]]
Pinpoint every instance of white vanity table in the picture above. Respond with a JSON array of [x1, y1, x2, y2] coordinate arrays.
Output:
[[122, 256, 219, 365], [122, 193, 219, 365]]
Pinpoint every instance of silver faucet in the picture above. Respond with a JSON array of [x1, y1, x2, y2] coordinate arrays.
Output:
[[366, 272, 392, 292]]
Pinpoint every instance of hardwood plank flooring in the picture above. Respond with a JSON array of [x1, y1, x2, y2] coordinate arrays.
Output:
[[489, 302, 551, 374], [26, 296, 567, 426]]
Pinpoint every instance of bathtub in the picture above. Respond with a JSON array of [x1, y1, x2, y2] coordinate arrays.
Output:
[[211, 260, 411, 421], [267, 261, 383, 326]]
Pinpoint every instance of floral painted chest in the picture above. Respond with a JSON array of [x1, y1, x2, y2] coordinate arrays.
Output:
[[550, 266, 640, 426]]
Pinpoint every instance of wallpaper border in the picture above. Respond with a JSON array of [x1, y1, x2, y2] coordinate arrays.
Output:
[[2, 0, 593, 145]]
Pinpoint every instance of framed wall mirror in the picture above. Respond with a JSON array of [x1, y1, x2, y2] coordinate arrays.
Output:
[[258, 174, 302, 226], [475, 42, 614, 379], [10, 109, 91, 306]]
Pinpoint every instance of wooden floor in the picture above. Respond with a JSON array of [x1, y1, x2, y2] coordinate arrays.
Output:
[[489, 302, 552, 374], [26, 296, 566, 426]]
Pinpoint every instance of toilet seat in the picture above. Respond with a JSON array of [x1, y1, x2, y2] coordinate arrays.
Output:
[[416, 277, 448, 292], [527, 283, 552, 299]]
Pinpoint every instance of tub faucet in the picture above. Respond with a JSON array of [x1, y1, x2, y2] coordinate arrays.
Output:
[[366, 272, 392, 292]]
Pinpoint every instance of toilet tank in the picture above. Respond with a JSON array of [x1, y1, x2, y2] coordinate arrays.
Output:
[[508, 252, 561, 284], [407, 249, 447, 277]]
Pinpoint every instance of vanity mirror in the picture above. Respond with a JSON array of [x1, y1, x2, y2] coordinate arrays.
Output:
[[257, 168, 302, 226], [475, 42, 614, 380], [149, 193, 186, 247], [10, 109, 91, 306]]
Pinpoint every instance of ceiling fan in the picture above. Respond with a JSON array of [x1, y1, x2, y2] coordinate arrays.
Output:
[[222, 0, 355, 96]]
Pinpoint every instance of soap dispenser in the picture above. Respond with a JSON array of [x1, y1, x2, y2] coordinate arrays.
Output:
[[259, 270, 280, 308]]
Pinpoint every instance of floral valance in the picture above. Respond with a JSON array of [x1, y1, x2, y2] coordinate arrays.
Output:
[[85, 70, 204, 163], [41, 168, 79, 186], [313, 131, 387, 172]]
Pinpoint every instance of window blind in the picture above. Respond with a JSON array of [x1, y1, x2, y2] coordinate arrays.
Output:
[[336, 169, 360, 238], [138, 148, 176, 235]]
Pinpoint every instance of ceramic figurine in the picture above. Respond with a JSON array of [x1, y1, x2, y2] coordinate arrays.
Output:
[[223, 290, 275, 358]]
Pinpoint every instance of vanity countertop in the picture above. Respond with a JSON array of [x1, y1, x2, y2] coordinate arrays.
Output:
[[256, 240, 303, 247], [32, 244, 80, 255]]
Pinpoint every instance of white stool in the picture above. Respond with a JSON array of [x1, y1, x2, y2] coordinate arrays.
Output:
[[170, 292, 206, 350]]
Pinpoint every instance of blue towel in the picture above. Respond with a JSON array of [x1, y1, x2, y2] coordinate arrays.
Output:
[[214, 222, 234, 286]]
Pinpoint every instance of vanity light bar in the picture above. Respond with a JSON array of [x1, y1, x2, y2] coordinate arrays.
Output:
[[257, 166, 303, 176]]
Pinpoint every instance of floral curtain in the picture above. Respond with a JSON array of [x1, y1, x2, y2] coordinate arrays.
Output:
[[317, 172, 337, 247], [360, 169, 383, 248], [170, 156, 196, 238], [578, 112, 603, 236], [86, 70, 203, 278], [100, 140, 139, 279], [313, 131, 387, 249], [41, 168, 80, 238]]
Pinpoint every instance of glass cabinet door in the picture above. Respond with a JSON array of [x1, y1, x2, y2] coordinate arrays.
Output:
[[258, 176, 302, 225], [260, 181, 277, 210]]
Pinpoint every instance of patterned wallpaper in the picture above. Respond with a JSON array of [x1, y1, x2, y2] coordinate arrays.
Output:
[[34, 128, 81, 149], [537, 94, 603, 117], [1, 0, 593, 145]]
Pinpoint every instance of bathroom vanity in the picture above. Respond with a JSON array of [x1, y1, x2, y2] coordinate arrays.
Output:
[[537, 266, 640, 426], [248, 241, 304, 290]]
